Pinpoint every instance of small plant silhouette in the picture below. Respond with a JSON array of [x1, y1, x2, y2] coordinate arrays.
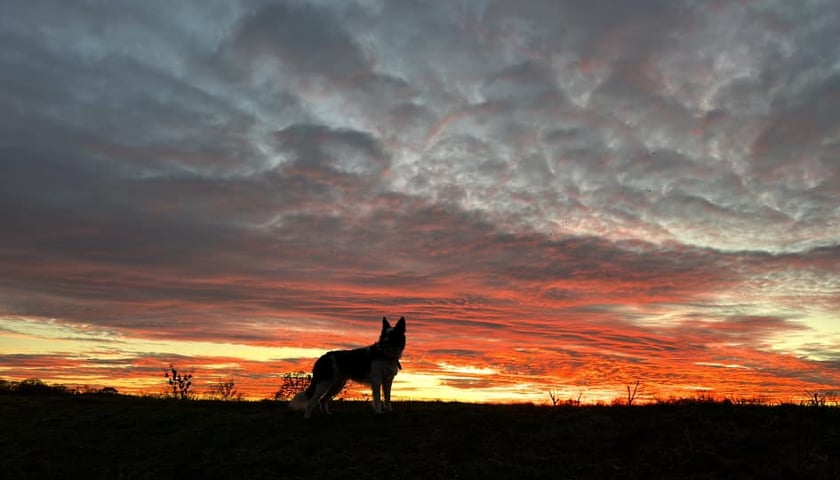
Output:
[[548, 388, 559, 406], [209, 379, 243, 401], [548, 388, 582, 407], [626, 380, 641, 406], [803, 390, 834, 407], [165, 364, 193, 400], [274, 372, 311, 401]]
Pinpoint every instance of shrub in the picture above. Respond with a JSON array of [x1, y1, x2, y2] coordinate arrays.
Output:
[[16, 378, 70, 396], [274, 372, 311, 401], [208, 380, 243, 401], [165, 364, 194, 400], [548, 388, 582, 407], [0, 379, 14, 394]]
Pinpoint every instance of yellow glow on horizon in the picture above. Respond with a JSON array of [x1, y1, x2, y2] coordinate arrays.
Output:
[[391, 372, 545, 404], [437, 362, 498, 375], [766, 310, 840, 361], [0, 316, 325, 362]]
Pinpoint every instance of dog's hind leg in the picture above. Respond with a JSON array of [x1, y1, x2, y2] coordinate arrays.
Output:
[[305, 381, 332, 419], [319, 379, 346, 414]]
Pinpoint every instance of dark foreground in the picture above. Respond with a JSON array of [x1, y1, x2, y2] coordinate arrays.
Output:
[[1, 395, 838, 479]]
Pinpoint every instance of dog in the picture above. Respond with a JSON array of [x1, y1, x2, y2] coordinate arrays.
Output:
[[289, 316, 406, 418]]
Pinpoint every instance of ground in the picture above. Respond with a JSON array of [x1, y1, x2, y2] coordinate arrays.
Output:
[[1, 394, 838, 479]]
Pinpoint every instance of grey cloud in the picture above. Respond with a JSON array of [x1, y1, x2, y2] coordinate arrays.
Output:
[[482, 61, 560, 105], [272, 124, 389, 177], [1, 0, 838, 396], [228, 2, 369, 80]]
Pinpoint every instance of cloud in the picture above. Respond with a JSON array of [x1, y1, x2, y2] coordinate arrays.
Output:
[[0, 0, 838, 401], [227, 2, 371, 81]]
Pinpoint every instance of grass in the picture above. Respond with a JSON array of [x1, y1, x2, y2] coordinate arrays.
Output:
[[1, 394, 838, 479]]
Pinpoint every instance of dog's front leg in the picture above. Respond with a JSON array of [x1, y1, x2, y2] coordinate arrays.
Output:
[[382, 376, 394, 412], [371, 379, 382, 413]]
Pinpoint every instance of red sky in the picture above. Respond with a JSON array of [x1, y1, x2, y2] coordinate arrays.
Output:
[[1, 0, 839, 404]]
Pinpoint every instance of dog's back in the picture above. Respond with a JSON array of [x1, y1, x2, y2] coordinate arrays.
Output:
[[318, 348, 377, 383]]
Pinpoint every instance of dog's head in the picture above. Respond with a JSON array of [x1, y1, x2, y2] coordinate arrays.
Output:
[[379, 316, 406, 357]]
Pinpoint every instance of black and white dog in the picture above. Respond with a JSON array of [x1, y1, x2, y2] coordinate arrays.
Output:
[[290, 316, 406, 418]]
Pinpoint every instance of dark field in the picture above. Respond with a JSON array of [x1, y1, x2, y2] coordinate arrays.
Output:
[[1, 395, 838, 479]]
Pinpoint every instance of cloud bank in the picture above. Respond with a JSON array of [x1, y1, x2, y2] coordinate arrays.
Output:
[[1, 0, 838, 401]]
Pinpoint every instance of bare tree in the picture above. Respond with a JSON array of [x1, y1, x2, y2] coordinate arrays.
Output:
[[165, 364, 193, 400], [274, 372, 311, 401], [803, 390, 827, 407], [548, 388, 559, 407], [209, 379, 243, 401], [548, 388, 582, 407], [626, 380, 641, 406]]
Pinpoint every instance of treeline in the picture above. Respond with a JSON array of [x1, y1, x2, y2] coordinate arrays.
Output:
[[0, 371, 314, 402], [5, 375, 837, 408], [0, 378, 119, 397]]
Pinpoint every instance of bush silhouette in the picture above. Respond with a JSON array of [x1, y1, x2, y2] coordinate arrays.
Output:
[[98, 386, 119, 395], [0, 378, 76, 396], [274, 372, 311, 401], [165, 365, 194, 400], [208, 380, 243, 401], [16, 378, 70, 396]]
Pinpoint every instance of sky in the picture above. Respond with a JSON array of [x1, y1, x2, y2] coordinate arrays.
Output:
[[1, 0, 839, 404]]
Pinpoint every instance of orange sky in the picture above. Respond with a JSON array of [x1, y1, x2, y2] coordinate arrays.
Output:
[[1, 0, 839, 404], [2, 233, 838, 404]]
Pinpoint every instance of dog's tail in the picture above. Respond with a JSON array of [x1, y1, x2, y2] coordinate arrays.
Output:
[[288, 354, 331, 412], [288, 390, 309, 411], [288, 376, 318, 411]]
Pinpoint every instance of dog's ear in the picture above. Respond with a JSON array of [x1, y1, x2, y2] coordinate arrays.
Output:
[[382, 316, 391, 329], [395, 316, 406, 332]]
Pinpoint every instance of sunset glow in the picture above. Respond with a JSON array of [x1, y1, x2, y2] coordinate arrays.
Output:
[[1, 1, 839, 405]]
